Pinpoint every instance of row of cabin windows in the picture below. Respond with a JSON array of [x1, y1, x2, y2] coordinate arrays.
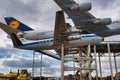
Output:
[[39, 39, 53, 43]]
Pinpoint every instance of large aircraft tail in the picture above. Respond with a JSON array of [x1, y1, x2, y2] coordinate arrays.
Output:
[[10, 33, 23, 47], [4, 17, 33, 31]]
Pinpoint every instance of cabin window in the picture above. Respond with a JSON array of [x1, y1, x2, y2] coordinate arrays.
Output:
[[47, 40, 49, 42], [44, 41, 46, 43], [50, 39, 53, 42], [40, 41, 42, 43]]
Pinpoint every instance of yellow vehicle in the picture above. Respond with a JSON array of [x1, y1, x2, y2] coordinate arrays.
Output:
[[0, 69, 32, 80]]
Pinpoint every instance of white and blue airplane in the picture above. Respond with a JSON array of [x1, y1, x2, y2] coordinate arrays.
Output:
[[0, 0, 120, 60]]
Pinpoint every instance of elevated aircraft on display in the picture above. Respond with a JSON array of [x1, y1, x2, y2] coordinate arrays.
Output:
[[0, 0, 120, 60], [0, 11, 103, 60]]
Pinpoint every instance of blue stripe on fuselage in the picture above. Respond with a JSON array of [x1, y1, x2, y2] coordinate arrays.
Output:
[[23, 38, 53, 46], [81, 34, 98, 38], [22, 34, 99, 46], [23, 42, 40, 46]]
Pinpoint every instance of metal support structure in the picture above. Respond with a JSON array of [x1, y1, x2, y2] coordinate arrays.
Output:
[[59, 41, 120, 80], [113, 53, 118, 74], [98, 53, 102, 80], [61, 45, 96, 80], [61, 44, 64, 80], [107, 43, 114, 80], [40, 53, 42, 80], [78, 51, 83, 80], [32, 51, 35, 80], [94, 45, 98, 80], [87, 45, 92, 80], [73, 54, 75, 80]]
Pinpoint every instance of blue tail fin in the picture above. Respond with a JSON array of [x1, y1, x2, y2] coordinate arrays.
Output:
[[4, 17, 33, 31]]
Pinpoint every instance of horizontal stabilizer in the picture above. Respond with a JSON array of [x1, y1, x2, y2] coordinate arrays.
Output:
[[10, 33, 23, 47], [0, 22, 19, 35]]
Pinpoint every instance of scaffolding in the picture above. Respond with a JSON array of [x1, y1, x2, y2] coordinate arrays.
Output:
[[60, 41, 120, 80], [61, 44, 98, 80]]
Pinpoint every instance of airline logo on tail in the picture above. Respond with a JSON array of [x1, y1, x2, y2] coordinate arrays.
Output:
[[9, 20, 20, 29], [5, 17, 33, 31]]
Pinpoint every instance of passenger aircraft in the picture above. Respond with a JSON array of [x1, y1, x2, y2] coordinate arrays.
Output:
[[0, 0, 120, 59]]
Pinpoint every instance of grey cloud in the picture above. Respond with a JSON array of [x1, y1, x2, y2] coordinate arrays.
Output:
[[76, 0, 114, 9], [0, 45, 20, 53], [0, 54, 61, 76], [0, 46, 34, 58], [42, 66, 60, 76], [0, 0, 59, 31], [90, 0, 114, 8], [0, 44, 60, 76], [109, 20, 120, 29], [0, 47, 13, 54], [1, 57, 53, 68], [0, 0, 40, 22], [28, 65, 60, 76], [2, 0, 38, 14]]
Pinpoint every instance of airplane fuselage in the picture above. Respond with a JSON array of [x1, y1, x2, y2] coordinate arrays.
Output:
[[23, 31, 54, 40], [21, 26, 120, 42], [22, 27, 82, 40], [17, 34, 103, 51]]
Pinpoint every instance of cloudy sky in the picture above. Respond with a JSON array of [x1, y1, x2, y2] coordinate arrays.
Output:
[[0, 0, 120, 77]]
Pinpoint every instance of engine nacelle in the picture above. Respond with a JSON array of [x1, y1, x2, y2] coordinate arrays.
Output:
[[67, 35, 81, 41], [70, 3, 92, 11], [93, 18, 112, 25], [66, 27, 81, 33]]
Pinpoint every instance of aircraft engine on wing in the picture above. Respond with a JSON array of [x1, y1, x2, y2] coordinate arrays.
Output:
[[23, 31, 53, 40], [63, 27, 82, 34], [93, 18, 112, 25], [67, 35, 81, 41], [70, 3, 91, 11]]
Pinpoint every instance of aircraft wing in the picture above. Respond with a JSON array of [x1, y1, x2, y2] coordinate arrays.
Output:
[[53, 11, 69, 56], [53, 11, 68, 49], [39, 50, 60, 60], [54, 0, 110, 33]]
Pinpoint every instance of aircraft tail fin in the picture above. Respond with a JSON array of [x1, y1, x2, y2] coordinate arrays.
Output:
[[10, 33, 23, 47], [5, 17, 33, 31]]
